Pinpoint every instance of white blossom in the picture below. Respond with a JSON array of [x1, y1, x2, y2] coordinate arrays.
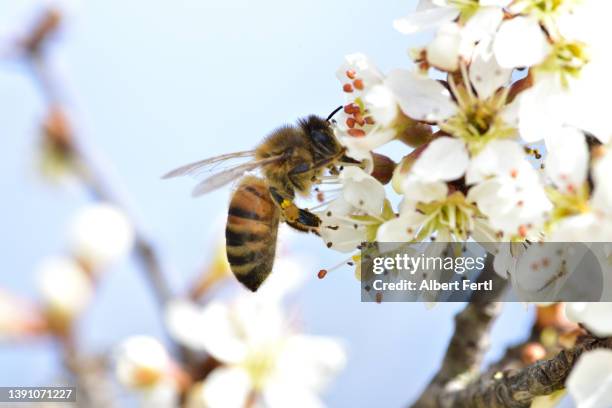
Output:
[[170, 298, 345, 408], [36, 255, 93, 322], [68, 203, 134, 270], [114, 336, 179, 407], [498, 1, 612, 145]]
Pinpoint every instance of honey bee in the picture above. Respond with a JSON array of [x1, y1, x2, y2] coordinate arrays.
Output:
[[163, 108, 351, 291]]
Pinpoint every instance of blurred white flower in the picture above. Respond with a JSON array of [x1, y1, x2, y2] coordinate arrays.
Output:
[[170, 298, 345, 408], [36, 255, 93, 323], [565, 303, 612, 337], [68, 203, 134, 270], [0, 290, 46, 339], [115, 336, 173, 389], [566, 349, 612, 408]]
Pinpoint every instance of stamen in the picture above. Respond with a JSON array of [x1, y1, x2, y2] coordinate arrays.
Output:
[[343, 84, 354, 93], [460, 62, 476, 102], [319, 255, 357, 278], [348, 128, 366, 137]]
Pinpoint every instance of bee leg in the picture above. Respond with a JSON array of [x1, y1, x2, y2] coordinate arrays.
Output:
[[268, 186, 321, 234]]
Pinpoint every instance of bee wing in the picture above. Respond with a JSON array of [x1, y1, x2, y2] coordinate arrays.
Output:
[[162, 150, 256, 179], [191, 155, 283, 197]]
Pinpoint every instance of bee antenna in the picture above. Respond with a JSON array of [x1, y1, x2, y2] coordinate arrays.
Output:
[[326, 105, 343, 122]]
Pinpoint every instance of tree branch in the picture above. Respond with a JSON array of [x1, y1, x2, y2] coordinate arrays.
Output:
[[411, 255, 509, 408], [439, 335, 612, 408]]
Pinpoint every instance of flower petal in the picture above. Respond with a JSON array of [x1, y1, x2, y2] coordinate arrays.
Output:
[[469, 38, 512, 99], [386, 69, 457, 122], [393, 7, 459, 34], [567, 349, 612, 408], [202, 367, 252, 408], [341, 167, 386, 215], [193, 302, 248, 363], [545, 127, 588, 193], [565, 303, 612, 337], [411, 137, 469, 182], [426, 23, 462, 72], [493, 17, 550, 68], [274, 335, 347, 393], [376, 213, 426, 242], [466, 139, 526, 184]]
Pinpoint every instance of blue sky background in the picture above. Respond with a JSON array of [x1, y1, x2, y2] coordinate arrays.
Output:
[[0, 1, 539, 406]]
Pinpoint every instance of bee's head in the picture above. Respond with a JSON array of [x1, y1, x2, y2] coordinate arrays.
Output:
[[299, 115, 344, 161]]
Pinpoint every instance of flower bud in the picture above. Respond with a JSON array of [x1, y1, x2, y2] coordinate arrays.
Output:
[[39, 107, 77, 181], [36, 256, 93, 332], [393, 113, 433, 148], [426, 23, 462, 72], [68, 204, 135, 271], [115, 336, 171, 389], [521, 342, 546, 364], [391, 143, 429, 193], [536, 303, 573, 330], [0, 290, 47, 339], [370, 153, 396, 185]]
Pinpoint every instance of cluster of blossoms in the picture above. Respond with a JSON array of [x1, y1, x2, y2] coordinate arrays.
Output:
[[315, 2, 612, 405], [324, 0, 612, 249], [317, 0, 612, 292]]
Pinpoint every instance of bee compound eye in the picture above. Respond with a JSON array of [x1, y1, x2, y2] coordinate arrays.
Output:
[[311, 130, 335, 154]]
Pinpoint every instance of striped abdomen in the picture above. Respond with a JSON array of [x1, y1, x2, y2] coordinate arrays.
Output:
[[225, 176, 279, 291]]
